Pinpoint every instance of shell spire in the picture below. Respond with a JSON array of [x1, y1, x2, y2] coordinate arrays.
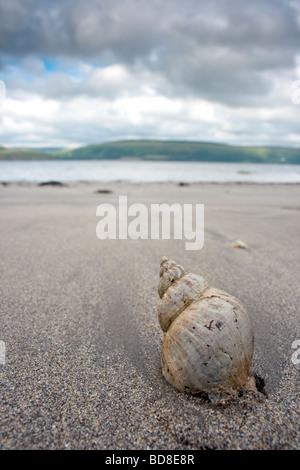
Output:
[[157, 258, 255, 402], [158, 257, 209, 332]]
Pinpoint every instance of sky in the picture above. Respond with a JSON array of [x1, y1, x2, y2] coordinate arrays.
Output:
[[0, 0, 299, 149]]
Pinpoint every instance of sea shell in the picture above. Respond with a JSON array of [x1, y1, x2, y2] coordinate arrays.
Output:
[[157, 257, 255, 402], [232, 240, 247, 249]]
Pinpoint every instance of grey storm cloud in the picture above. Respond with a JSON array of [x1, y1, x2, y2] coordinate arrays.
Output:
[[1, 0, 300, 106]]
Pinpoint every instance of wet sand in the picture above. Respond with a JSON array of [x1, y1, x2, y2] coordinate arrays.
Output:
[[0, 182, 299, 449]]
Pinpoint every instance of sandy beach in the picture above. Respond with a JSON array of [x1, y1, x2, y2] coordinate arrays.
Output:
[[0, 181, 299, 450]]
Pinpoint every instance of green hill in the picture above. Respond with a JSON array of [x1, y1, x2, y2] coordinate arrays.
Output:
[[1, 141, 300, 163], [0, 147, 56, 160], [62, 140, 300, 164]]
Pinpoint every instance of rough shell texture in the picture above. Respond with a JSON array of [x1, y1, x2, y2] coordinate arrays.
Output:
[[157, 257, 255, 401]]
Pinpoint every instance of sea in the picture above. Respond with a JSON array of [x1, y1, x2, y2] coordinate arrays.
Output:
[[0, 160, 300, 184]]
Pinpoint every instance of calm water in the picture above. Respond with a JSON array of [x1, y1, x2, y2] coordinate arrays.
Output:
[[0, 160, 300, 183]]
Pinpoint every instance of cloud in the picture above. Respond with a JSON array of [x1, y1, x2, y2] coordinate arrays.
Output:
[[0, 0, 299, 147]]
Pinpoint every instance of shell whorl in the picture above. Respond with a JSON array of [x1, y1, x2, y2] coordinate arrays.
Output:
[[158, 257, 209, 332], [157, 257, 255, 398]]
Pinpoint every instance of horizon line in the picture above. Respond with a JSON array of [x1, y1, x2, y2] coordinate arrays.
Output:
[[1, 138, 300, 151]]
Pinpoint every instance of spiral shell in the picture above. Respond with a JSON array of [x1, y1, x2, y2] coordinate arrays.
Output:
[[158, 257, 255, 401]]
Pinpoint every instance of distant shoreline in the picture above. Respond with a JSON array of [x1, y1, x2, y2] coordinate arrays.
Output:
[[1, 140, 300, 164], [1, 181, 300, 187]]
